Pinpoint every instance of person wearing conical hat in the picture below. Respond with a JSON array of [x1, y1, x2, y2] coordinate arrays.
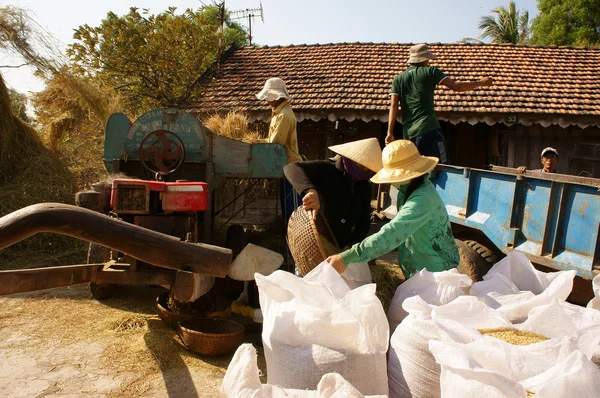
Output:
[[283, 138, 383, 249], [327, 140, 459, 278], [386, 43, 493, 164]]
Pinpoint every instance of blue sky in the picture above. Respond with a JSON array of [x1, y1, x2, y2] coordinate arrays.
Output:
[[1, 0, 539, 94]]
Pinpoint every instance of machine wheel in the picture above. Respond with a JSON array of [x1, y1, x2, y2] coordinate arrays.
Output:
[[87, 243, 115, 300], [463, 240, 500, 265], [455, 239, 493, 283]]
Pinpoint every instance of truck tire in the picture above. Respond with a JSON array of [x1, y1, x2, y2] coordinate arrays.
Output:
[[87, 243, 115, 300], [463, 240, 500, 265], [455, 239, 493, 282]]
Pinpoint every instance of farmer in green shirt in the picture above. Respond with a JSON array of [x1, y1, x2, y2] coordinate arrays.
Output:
[[386, 43, 493, 163], [327, 139, 459, 278]]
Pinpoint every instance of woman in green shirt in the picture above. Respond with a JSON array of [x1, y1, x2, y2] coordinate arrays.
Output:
[[327, 140, 459, 278]]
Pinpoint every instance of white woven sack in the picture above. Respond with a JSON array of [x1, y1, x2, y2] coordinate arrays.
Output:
[[388, 296, 443, 398], [587, 273, 600, 311], [256, 263, 389, 396], [429, 340, 600, 398], [387, 268, 472, 333], [470, 251, 576, 322], [305, 261, 372, 291], [221, 344, 387, 398], [523, 299, 600, 366]]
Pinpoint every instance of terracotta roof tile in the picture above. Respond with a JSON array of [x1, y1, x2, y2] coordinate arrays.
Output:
[[190, 42, 600, 121]]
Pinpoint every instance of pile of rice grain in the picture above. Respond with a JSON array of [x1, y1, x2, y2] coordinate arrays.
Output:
[[478, 327, 549, 346]]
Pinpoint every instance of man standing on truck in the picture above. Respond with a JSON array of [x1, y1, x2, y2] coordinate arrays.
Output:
[[385, 43, 493, 164], [517, 147, 559, 174]]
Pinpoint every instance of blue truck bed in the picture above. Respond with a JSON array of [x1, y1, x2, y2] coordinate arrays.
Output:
[[430, 165, 600, 279]]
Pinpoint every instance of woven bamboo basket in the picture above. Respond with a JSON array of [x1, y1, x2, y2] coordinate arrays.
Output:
[[178, 318, 245, 356], [287, 207, 340, 276]]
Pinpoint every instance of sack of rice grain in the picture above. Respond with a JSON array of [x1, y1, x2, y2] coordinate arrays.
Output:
[[522, 299, 600, 367], [587, 273, 600, 311], [429, 340, 600, 398], [387, 268, 472, 333], [221, 344, 388, 398], [255, 263, 389, 396], [470, 251, 576, 322], [306, 260, 372, 291], [388, 296, 441, 398]]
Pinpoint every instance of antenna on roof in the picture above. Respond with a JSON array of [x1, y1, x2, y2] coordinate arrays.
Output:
[[229, 2, 264, 44]]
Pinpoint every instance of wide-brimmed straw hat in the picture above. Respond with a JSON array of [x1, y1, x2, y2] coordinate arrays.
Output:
[[328, 138, 383, 173], [407, 43, 437, 64], [228, 243, 283, 281], [371, 140, 438, 184], [256, 77, 290, 102]]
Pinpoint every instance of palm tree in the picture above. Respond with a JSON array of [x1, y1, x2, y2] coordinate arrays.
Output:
[[479, 1, 529, 44]]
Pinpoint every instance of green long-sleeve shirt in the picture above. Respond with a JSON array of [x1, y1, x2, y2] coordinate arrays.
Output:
[[339, 175, 459, 278]]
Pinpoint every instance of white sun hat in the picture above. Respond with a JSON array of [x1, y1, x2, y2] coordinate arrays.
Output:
[[227, 243, 283, 281], [371, 140, 438, 184], [328, 138, 383, 173], [540, 147, 558, 158], [256, 78, 290, 102], [407, 43, 437, 64]]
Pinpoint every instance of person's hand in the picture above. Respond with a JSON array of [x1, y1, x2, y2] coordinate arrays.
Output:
[[517, 166, 527, 173], [480, 77, 493, 87], [385, 133, 395, 145], [326, 254, 347, 274], [302, 189, 320, 220]]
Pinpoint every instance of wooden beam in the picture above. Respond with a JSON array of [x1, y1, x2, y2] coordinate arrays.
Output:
[[0, 264, 102, 296], [0, 203, 232, 277]]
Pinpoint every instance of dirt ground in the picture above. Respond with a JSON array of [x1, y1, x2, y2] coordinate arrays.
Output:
[[0, 284, 266, 397]]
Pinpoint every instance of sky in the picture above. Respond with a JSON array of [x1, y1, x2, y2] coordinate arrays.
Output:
[[1, 0, 540, 94]]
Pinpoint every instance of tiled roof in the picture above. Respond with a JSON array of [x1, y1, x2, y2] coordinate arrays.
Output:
[[190, 42, 600, 127]]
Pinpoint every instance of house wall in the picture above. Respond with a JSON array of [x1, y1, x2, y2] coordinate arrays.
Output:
[[288, 118, 600, 178], [504, 124, 600, 177]]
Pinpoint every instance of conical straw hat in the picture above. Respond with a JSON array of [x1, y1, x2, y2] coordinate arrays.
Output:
[[371, 140, 438, 184], [228, 243, 283, 281], [328, 138, 383, 173]]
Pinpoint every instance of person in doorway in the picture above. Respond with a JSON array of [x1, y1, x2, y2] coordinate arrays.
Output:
[[283, 138, 383, 250], [517, 147, 559, 174], [386, 43, 493, 164], [256, 78, 303, 221], [326, 140, 459, 278]]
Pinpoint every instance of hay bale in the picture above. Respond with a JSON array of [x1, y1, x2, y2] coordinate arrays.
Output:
[[0, 72, 85, 270], [204, 111, 265, 143]]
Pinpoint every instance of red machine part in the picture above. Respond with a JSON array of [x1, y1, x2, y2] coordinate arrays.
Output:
[[111, 179, 208, 213]]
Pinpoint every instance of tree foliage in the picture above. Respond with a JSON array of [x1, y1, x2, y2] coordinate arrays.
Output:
[[66, 6, 247, 109], [8, 88, 30, 123], [530, 0, 600, 46], [479, 1, 530, 44]]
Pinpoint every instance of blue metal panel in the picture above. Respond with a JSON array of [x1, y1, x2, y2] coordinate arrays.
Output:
[[250, 143, 287, 178], [431, 164, 600, 279], [103, 113, 131, 174], [121, 108, 209, 163]]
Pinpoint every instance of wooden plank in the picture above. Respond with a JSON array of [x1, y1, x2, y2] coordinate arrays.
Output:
[[0, 264, 102, 297], [0, 203, 232, 277]]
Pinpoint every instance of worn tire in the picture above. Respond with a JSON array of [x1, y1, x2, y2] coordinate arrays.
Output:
[[455, 239, 493, 282], [87, 243, 115, 300], [463, 240, 500, 264]]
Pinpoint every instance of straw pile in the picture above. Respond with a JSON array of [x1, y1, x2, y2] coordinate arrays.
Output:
[[0, 72, 85, 270], [204, 111, 266, 143], [478, 328, 549, 346]]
